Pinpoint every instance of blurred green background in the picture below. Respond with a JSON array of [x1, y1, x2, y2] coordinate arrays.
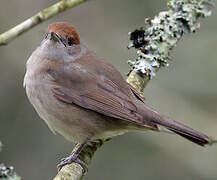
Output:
[[0, 0, 217, 179]]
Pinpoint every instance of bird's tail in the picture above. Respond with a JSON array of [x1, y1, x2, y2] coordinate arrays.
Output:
[[143, 105, 216, 146]]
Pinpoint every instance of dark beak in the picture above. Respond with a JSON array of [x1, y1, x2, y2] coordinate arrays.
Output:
[[46, 32, 61, 42]]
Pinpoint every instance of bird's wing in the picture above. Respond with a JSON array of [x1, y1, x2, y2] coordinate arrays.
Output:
[[47, 57, 157, 130]]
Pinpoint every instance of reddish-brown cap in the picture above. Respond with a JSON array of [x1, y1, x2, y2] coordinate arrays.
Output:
[[46, 22, 80, 45]]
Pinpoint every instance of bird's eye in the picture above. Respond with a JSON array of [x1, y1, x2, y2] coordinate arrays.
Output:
[[68, 38, 73, 46]]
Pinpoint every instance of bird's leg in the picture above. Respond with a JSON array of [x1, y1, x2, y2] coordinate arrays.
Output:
[[57, 141, 88, 172]]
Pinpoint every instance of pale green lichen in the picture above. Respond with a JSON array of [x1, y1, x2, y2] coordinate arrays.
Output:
[[128, 0, 213, 79], [0, 163, 20, 180]]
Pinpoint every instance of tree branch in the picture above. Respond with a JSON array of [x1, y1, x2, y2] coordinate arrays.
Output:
[[54, 0, 215, 180], [53, 141, 106, 180], [127, 0, 214, 91], [0, 0, 88, 46]]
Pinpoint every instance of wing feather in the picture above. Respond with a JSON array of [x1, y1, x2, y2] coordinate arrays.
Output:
[[48, 52, 158, 130]]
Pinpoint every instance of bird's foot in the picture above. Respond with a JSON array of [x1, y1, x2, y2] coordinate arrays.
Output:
[[57, 154, 88, 173]]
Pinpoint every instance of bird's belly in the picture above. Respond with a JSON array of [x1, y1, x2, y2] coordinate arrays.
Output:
[[24, 77, 129, 143]]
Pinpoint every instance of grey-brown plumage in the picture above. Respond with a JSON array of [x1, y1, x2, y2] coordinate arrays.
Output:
[[24, 22, 213, 149]]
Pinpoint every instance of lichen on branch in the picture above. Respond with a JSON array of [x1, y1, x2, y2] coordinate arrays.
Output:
[[0, 163, 21, 180], [128, 0, 213, 83]]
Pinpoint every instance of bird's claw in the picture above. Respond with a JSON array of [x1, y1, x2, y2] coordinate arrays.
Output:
[[57, 154, 88, 173]]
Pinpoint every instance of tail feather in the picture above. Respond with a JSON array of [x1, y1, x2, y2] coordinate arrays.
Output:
[[167, 127, 209, 146], [143, 106, 212, 146], [155, 118, 211, 146]]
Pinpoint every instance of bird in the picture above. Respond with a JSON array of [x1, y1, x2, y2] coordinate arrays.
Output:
[[24, 22, 214, 171]]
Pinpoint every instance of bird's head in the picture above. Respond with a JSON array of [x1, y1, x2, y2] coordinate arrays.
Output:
[[43, 22, 80, 47]]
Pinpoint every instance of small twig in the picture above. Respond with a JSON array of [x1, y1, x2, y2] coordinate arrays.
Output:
[[0, 0, 88, 46]]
